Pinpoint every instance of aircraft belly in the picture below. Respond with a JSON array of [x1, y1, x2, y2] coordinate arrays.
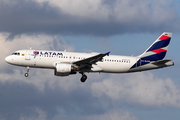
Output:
[[35, 58, 55, 68], [97, 62, 133, 73], [18, 57, 54, 68]]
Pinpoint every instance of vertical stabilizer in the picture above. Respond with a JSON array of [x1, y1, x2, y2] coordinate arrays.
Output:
[[139, 32, 172, 61]]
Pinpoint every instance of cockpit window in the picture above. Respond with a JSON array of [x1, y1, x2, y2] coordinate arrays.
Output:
[[12, 52, 20, 55]]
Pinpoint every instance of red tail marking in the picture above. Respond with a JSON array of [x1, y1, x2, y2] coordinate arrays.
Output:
[[159, 35, 171, 41], [151, 48, 167, 53]]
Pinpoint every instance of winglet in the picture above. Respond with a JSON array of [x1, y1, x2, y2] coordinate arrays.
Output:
[[105, 52, 110, 56]]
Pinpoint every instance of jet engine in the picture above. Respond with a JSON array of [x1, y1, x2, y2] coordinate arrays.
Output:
[[54, 63, 76, 76]]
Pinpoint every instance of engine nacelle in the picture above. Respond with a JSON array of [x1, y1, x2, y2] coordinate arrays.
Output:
[[54, 63, 72, 76]]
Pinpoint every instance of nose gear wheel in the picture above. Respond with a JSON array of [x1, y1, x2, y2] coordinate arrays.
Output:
[[24, 67, 29, 77]]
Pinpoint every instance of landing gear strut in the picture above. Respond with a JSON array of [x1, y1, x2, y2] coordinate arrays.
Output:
[[25, 67, 29, 77], [80, 72, 87, 82]]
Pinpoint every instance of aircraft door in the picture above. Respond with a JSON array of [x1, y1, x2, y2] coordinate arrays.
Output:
[[25, 50, 31, 60]]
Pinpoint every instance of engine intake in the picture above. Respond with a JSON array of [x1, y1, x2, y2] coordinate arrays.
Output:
[[54, 63, 74, 76]]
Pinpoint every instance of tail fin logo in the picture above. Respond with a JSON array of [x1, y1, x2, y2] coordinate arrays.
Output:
[[140, 32, 172, 61], [158, 35, 171, 41], [151, 48, 167, 54], [131, 32, 172, 69]]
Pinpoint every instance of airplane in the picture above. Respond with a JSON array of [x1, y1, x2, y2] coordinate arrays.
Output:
[[5, 32, 174, 82]]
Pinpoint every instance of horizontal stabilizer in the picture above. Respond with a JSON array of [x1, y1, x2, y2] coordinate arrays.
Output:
[[151, 59, 172, 65]]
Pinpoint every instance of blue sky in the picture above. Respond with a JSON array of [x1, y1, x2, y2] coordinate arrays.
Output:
[[1, 0, 180, 120]]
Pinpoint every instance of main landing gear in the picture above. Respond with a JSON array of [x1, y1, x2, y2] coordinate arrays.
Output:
[[25, 67, 29, 77], [80, 72, 87, 82]]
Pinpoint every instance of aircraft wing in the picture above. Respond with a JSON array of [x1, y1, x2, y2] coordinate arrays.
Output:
[[73, 52, 110, 66]]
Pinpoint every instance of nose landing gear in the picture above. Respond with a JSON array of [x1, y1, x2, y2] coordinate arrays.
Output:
[[25, 67, 29, 77], [80, 72, 87, 82]]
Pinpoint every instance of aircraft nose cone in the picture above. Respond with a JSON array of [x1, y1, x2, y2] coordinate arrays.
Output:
[[5, 56, 11, 63]]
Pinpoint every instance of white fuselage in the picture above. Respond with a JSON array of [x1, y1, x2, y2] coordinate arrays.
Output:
[[5, 50, 137, 73], [5, 49, 174, 74]]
